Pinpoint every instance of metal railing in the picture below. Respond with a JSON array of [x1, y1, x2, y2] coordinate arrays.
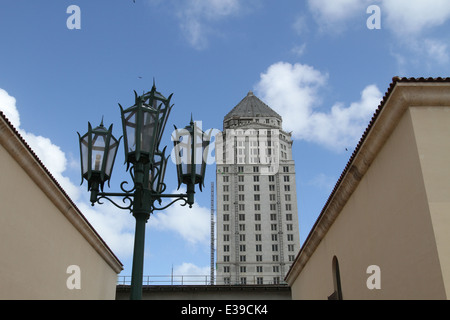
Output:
[[117, 275, 212, 286], [117, 275, 288, 286]]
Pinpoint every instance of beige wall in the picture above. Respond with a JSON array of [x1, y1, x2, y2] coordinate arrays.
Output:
[[0, 130, 121, 299], [410, 106, 450, 298], [290, 107, 448, 299]]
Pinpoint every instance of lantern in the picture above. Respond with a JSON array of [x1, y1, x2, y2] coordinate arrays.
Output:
[[119, 85, 172, 169], [172, 118, 211, 192], [78, 120, 120, 191]]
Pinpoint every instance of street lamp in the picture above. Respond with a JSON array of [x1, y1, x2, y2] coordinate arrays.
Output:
[[77, 120, 120, 202], [119, 85, 172, 167], [77, 84, 210, 300], [173, 118, 210, 205]]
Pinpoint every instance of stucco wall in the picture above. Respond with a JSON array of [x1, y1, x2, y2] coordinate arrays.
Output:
[[410, 106, 450, 298]]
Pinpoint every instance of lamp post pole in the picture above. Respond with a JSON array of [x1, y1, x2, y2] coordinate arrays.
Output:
[[130, 161, 150, 300], [130, 211, 149, 300]]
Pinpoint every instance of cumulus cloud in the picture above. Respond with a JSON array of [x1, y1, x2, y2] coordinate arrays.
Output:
[[174, 262, 210, 276], [308, 0, 450, 35], [255, 62, 328, 136], [21, 132, 82, 201], [172, 262, 211, 284], [149, 188, 211, 245], [0, 89, 20, 128], [77, 201, 135, 257], [255, 62, 382, 151], [382, 0, 450, 36], [379, 1, 450, 69]]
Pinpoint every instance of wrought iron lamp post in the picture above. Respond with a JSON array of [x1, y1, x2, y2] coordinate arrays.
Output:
[[78, 84, 210, 300]]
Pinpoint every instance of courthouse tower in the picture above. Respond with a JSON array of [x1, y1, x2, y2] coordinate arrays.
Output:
[[215, 91, 300, 285]]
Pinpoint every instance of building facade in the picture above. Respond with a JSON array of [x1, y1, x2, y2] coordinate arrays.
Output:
[[285, 78, 450, 299], [215, 91, 300, 285]]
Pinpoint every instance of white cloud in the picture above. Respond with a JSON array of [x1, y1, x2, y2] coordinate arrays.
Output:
[[176, 0, 242, 49], [255, 62, 382, 152], [0, 89, 20, 128], [307, 84, 382, 150], [255, 62, 328, 137], [149, 188, 211, 245], [19, 131, 82, 201], [172, 262, 210, 284], [382, 0, 450, 36], [174, 262, 210, 276], [77, 201, 135, 257], [376, 1, 450, 73], [307, 0, 450, 37]]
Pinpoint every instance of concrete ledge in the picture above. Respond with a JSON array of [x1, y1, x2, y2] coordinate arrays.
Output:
[[116, 285, 291, 300]]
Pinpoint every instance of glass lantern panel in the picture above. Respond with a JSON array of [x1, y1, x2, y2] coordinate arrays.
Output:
[[81, 135, 89, 175], [149, 152, 161, 191], [179, 132, 192, 176], [91, 134, 106, 172], [193, 128, 204, 176], [141, 111, 156, 154], [105, 138, 119, 177], [124, 109, 137, 153]]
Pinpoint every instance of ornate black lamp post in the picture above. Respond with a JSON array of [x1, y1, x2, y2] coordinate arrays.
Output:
[[78, 84, 210, 300]]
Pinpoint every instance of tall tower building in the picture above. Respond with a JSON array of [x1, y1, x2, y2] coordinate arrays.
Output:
[[216, 91, 300, 285]]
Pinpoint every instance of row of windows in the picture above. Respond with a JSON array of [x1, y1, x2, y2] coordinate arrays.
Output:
[[222, 233, 295, 242], [222, 277, 281, 285], [222, 244, 296, 252], [221, 253, 296, 264], [222, 265, 291, 274], [221, 166, 291, 173], [222, 223, 295, 232], [223, 213, 294, 221], [223, 194, 292, 202], [222, 202, 293, 212], [222, 184, 293, 192], [222, 175, 291, 183]]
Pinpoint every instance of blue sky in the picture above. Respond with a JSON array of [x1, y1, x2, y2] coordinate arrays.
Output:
[[1, 0, 450, 280]]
